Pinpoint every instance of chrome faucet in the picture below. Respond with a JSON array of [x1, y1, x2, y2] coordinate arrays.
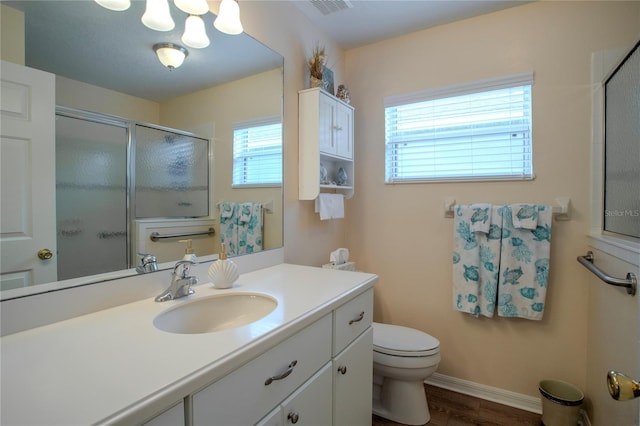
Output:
[[136, 253, 159, 274], [155, 260, 198, 302]]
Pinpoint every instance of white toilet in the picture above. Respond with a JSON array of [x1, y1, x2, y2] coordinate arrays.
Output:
[[372, 322, 441, 425]]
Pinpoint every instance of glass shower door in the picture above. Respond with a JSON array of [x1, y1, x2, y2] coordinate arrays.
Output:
[[134, 125, 209, 219], [55, 114, 128, 280]]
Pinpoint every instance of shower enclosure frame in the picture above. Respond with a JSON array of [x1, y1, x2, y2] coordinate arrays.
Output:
[[55, 106, 210, 277]]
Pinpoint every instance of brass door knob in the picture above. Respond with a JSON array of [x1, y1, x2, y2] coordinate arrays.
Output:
[[37, 248, 53, 260], [608, 371, 640, 400]]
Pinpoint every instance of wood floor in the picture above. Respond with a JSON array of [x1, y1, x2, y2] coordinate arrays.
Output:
[[372, 384, 542, 426]]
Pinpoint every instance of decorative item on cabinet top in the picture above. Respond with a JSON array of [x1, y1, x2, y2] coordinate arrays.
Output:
[[336, 84, 350, 104], [308, 44, 326, 89]]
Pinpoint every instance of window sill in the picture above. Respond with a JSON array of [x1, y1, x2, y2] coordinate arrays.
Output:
[[588, 231, 640, 267]]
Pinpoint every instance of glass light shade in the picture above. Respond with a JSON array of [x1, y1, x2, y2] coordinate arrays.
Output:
[[95, 0, 131, 11], [182, 15, 210, 48], [153, 43, 188, 70], [214, 0, 243, 35], [142, 0, 175, 31], [174, 0, 209, 15]]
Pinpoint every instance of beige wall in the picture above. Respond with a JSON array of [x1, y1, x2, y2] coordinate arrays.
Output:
[[56, 75, 160, 124], [343, 0, 639, 399], [0, 4, 25, 65], [227, 1, 350, 267]]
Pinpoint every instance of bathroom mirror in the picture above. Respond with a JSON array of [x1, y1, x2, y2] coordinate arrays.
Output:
[[0, 1, 284, 299]]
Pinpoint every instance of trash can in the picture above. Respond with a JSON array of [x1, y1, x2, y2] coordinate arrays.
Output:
[[538, 379, 584, 426]]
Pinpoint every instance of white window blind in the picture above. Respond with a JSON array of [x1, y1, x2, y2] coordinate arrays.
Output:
[[232, 116, 282, 187], [384, 72, 534, 183]]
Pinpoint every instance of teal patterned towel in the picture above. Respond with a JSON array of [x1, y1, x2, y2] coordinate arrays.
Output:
[[220, 202, 239, 255], [237, 203, 263, 255], [497, 205, 552, 320], [452, 204, 503, 318], [220, 202, 264, 256]]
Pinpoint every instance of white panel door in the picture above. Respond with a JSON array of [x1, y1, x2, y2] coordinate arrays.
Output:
[[333, 328, 373, 426], [0, 60, 57, 290], [318, 92, 335, 155]]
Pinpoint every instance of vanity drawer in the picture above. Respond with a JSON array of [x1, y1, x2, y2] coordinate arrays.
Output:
[[192, 313, 332, 426], [333, 288, 373, 356]]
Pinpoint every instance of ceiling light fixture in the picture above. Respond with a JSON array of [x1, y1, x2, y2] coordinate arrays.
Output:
[[182, 15, 210, 48], [94, 0, 131, 11], [174, 0, 209, 15], [153, 43, 188, 70], [142, 0, 175, 31], [214, 0, 243, 35]]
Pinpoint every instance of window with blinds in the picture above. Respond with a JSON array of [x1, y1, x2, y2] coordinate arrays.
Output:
[[384, 73, 534, 183], [232, 117, 282, 187]]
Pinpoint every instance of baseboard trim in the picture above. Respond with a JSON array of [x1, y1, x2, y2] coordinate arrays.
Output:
[[426, 372, 543, 414]]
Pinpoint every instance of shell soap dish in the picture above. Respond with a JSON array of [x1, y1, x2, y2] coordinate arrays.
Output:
[[208, 244, 239, 289]]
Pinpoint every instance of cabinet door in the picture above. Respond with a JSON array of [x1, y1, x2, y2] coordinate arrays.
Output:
[[318, 93, 336, 155], [334, 102, 353, 160], [334, 328, 373, 426], [142, 401, 185, 426], [281, 363, 332, 426], [256, 407, 283, 426]]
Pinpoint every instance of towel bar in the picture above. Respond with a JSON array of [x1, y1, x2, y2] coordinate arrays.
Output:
[[577, 251, 637, 296], [150, 228, 215, 242], [443, 197, 571, 220]]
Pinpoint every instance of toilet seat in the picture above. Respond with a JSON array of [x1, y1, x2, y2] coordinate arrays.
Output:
[[373, 322, 440, 357]]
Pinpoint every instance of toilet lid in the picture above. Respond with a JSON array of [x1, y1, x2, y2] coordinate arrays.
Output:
[[373, 322, 440, 357]]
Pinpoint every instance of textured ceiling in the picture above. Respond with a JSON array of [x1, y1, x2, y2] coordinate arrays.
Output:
[[5, 1, 532, 100], [291, 0, 532, 49]]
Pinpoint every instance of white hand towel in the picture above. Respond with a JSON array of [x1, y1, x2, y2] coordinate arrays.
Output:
[[314, 193, 345, 220], [455, 203, 492, 233], [220, 202, 235, 218], [511, 203, 539, 229], [239, 202, 253, 223]]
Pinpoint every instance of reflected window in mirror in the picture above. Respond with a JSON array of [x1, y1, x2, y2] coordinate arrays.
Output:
[[232, 117, 283, 188]]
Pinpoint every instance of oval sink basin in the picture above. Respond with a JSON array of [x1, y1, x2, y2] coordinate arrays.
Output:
[[153, 293, 278, 334]]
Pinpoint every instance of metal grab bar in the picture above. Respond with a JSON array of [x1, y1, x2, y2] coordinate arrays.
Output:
[[150, 228, 215, 242], [577, 251, 637, 296]]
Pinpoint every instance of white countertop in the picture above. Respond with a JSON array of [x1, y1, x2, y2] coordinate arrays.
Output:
[[0, 263, 377, 426]]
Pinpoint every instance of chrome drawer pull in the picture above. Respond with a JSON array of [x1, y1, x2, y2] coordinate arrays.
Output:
[[264, 360, 298, 385], [287, 412, 300, 424], [349, 311, 365, 325]]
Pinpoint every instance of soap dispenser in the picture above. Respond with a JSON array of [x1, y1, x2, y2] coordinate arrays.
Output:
[[208, 243, 239, 289], [179, 239, 198, 264]]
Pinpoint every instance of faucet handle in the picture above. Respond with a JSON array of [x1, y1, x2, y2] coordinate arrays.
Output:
[[173, 259, 195, 278]]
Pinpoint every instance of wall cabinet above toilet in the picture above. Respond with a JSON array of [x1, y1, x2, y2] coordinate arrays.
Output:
[[299, 88, 355, 200]]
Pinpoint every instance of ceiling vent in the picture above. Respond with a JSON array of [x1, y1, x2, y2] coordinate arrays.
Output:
[[309, 0, 353, 15]]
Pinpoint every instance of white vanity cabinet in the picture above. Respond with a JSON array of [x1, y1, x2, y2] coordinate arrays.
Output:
[[190, 288, 373, 426], [191, 314, 332, 426], [299, 88, 355, 200]]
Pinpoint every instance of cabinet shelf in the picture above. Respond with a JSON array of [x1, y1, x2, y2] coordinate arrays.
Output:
[[299, 88, 354, 200]]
